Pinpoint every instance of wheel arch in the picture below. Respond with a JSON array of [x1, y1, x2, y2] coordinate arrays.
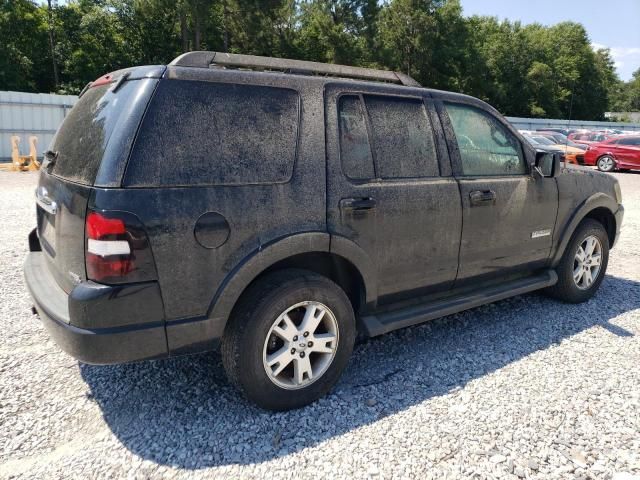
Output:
[[208, 233, 377, 334], [551, 193, 618, 266]]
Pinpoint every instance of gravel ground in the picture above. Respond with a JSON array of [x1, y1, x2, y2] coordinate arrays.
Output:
[[0, 170, 639, 480]]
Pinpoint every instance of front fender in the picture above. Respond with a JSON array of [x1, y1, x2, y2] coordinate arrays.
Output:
[[550, 192, 618, 266]]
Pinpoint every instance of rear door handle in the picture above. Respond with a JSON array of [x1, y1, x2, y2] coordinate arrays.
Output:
[[35, 187, 58, 215], [469, 189, 496, 206], [340, 197, 377, 211]]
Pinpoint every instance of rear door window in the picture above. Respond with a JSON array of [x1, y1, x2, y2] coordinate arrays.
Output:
[[124, 80, 300, 187], [51, 80, 143, 185], [338, 95, 375, 180], [365, 96, 439, 179], [337, 94, 439, 180]]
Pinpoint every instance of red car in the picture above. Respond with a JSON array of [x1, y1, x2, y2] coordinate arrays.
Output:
[[568, 132, 615, 146], [584, 136, 640, 172]]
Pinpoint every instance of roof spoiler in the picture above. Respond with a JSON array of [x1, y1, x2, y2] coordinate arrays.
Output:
[[169, 51, 421, 88]]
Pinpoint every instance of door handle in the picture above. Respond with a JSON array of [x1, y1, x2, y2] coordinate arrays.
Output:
[[340, 197, 377, 211], [469, 189, 496, 206]]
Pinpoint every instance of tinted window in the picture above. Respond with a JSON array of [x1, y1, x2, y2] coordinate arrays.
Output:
[[338, 95, 375, 180], [365, 96, 439, 178], [445, 103, 526, 176], [51, 81, 143, 185], [618, 137, 640, 145], [125, 80, 299, 186]]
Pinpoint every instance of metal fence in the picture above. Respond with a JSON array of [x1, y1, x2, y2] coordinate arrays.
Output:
[[506, 116, 640, 132], [0, 91, 77, 163]]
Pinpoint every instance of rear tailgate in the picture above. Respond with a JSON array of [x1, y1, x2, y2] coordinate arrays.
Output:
[[36, 67, 163, 294], [36, 173, 91, 293]]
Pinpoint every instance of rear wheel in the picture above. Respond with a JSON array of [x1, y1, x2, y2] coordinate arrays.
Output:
[[596, 155, 616, 172], [545, 219, 609, 303], [221, 269, 356, 410]]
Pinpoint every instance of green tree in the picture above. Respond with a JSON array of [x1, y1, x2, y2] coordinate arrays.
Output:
[[0, 0, 51, 92]]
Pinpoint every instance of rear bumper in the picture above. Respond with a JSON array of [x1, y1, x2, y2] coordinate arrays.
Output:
[[24, 251, 168, 364]]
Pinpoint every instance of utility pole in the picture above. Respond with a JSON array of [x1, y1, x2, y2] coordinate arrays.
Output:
[[47, 0, 59, 90]]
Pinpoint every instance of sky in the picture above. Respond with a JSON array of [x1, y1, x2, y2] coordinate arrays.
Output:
[[459, 0, 640, 81]]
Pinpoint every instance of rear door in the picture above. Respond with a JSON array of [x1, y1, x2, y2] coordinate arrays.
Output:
[[613, 137, 640, 168], [435, 99, 559, 283], [36, 74, 159, 293], [325, 84, 462, 303]]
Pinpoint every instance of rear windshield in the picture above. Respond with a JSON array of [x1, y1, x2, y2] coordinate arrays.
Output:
[[124, 80, 300, 187], [51, 80, 143, 185]]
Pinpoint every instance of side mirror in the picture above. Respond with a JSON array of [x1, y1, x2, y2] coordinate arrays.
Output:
[[533, 151, 559, 178]]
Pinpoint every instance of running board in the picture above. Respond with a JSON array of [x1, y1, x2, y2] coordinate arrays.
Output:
[[360, 270, 558, 337]]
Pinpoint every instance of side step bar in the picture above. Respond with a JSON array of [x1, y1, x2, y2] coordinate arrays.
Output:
[[360, 270, 558, 337]]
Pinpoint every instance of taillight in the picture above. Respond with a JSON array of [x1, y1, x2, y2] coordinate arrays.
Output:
[[85, 210, 157, 284]]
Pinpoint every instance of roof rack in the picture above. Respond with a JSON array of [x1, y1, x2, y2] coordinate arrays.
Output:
[[169, 51, 421, 88]]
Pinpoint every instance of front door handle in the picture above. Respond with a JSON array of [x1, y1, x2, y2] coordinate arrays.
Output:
[[469, 189, 496, 206], [340, 197, 377, 211]]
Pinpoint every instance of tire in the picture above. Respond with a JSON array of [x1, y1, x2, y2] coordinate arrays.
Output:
[[221, 269, 356, 411], [596, 155, 616, 172], [545, 219, 609, 303]]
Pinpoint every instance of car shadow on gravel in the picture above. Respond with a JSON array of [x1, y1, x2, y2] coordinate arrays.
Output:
[[80, 274, 638, 469]]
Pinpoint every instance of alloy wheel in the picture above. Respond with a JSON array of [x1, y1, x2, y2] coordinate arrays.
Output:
[[597, 156, 614, 172], [573, 235, 603, 290], [262, 301, 339, 390]]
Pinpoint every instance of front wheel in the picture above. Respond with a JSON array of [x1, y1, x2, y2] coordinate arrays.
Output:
[[545, 219, 609, 303], [221, 269, 356, 410], [597, 155, 616, 172]]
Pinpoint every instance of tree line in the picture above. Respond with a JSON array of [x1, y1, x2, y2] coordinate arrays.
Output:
[[1, 0, 639, 120]]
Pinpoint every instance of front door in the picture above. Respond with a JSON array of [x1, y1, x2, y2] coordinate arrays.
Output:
[[436, 100, 559, 283], [325, 84, 462, 304]]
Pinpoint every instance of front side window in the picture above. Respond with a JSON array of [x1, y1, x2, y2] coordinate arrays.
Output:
[[445, 103, 526, 176], [619, 137, 640, 145]]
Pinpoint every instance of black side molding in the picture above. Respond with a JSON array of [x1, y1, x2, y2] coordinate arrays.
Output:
[[360, 270, 558, 337]]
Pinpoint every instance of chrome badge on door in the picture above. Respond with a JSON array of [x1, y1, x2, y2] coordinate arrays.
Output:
[[531, 229, 551, 239]]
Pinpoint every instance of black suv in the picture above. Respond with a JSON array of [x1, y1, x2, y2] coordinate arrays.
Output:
[[25, 52, 624, 410]]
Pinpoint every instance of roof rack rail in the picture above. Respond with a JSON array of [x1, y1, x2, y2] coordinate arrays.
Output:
[[169, 51, 421, 88]]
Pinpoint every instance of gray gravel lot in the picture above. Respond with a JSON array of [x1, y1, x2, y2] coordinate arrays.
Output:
[[0, 170, 639, 480]]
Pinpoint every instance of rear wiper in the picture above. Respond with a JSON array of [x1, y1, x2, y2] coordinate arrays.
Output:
[[44, 150, 59, 170]]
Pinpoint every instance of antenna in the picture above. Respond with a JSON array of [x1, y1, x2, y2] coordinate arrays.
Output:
[[564, 80, 576, 167]]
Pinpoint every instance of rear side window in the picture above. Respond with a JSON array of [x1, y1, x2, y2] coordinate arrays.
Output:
[[51, 81, 142, 185], [337, 94, 438, 180], [125, 80, 300, 186]]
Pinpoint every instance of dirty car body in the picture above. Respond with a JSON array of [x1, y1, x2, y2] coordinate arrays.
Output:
[[24, 53, 624, 410]]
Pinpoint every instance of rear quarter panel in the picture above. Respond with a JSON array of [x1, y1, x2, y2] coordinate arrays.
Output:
[[92, 70, 328, 323]]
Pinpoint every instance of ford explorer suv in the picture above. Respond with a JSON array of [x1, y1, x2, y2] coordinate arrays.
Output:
[[24, 52, 624, 411]]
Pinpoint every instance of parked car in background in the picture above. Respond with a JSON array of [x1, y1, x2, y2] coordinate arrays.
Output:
[[536, 127, 569, 136], [536, 131, 587, 150], [524, 135, 584, 164], [584, 136, 640, 172], [569, 132, 615, 146]]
